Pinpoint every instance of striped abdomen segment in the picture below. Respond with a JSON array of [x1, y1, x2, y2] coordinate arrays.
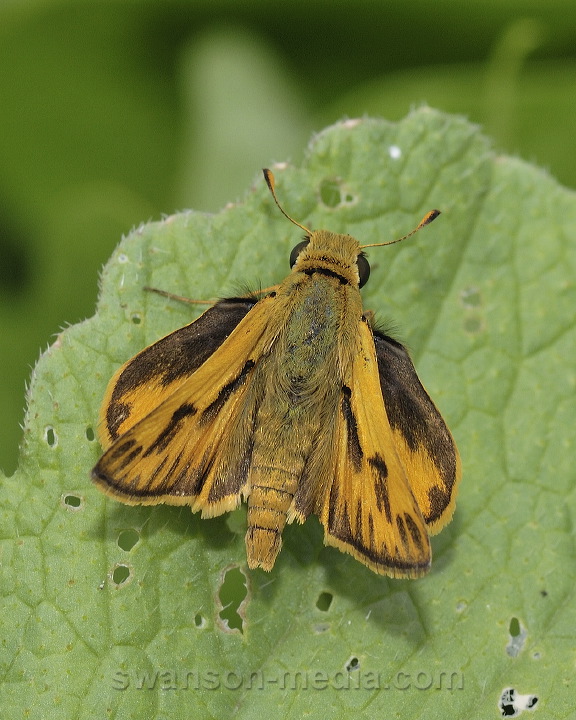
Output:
[[245, 452, 302, 570]]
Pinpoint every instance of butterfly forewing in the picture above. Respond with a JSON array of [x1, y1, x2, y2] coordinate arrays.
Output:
[[99, 298, 257, 446], [93, 296, 274, 511], [315, 318, 432, 577]]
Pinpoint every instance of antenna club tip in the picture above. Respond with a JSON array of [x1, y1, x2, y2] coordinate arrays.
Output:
[[423, 209, 441, 225], [263, 168, 312, 235], [262, 168, 274, 191]]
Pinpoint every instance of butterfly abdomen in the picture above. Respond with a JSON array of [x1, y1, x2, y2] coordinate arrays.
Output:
[[246, 459, 301, 570], [244, 358, 321, 571]]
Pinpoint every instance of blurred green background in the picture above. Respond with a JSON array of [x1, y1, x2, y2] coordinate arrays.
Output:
[[1, 1, 575, 475]]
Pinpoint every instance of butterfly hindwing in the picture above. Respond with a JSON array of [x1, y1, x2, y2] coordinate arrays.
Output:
[[93, 296, 275, 515], [373, 330, 461, 533]]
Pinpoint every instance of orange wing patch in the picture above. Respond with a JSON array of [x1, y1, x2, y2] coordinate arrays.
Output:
[[98, 298, 258, 446], [315, 318, 431, 577]]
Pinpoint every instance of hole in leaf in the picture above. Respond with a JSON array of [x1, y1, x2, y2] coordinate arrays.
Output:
[[320, 178, 342, 207], [218, 567, 247, 634], [117, 529, 139, 552], [131, 313, 142, 324], [316, 591, 333, 612], [194, 613, 205, 628], [509, 617, 521, 637], [345, 656, 360, 672], [85, 426, 95, 441], [111, 564, 131, 586], [506, 617, 527, 657], [45, 426, 57, 447], [388, 144, 402, 159], [498, 687, 539, 717], [62, 493, 83, 510]]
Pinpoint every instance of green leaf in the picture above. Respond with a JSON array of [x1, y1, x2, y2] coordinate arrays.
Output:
[[2, 109, 574, 718]]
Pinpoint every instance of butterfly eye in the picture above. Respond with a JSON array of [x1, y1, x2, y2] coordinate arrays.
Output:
[[289, 239, 310, 268], [357, 253, 371, 287]]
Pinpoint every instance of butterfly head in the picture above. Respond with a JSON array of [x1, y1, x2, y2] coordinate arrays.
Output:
[[289, 231, 370, 288]]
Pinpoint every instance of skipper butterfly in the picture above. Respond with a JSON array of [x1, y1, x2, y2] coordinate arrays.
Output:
[[92, 169, 461, 577]]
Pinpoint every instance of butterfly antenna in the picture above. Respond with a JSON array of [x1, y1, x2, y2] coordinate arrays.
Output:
[[263, 169, 312, 235], [360, 209, 441, 249]]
